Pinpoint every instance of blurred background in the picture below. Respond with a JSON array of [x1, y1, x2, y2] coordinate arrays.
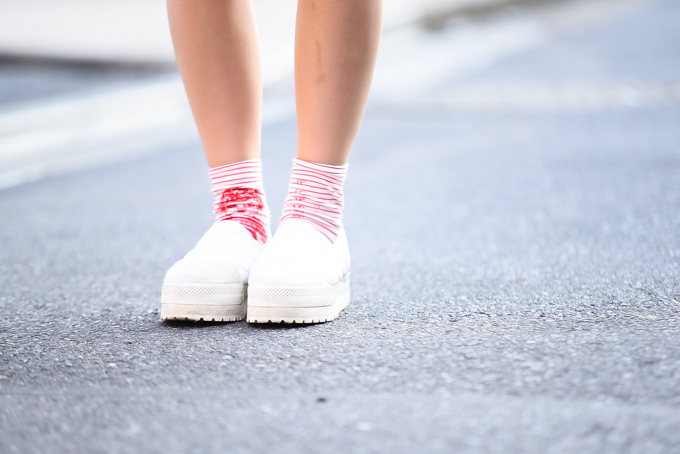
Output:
[[2, 2, 680, 450], [0, 0, 677, 188]]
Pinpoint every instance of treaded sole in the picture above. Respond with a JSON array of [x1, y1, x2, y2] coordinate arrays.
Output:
[[246, 276, 349, 324], [160, 303, 246, 322], [160, 283, 246, 322]]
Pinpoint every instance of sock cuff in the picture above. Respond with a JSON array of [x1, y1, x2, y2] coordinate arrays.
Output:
[[209, 159, 264, 192], [292, 157, 348, 176], [290, 158, 348, 194]]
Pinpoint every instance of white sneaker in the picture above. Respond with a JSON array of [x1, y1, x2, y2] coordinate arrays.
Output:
[[247, 219, 351, 324], [160, 221, 262, 322]]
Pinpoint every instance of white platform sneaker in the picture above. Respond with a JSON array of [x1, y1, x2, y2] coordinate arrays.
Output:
[[247, 219, 351, 324], [160, 220, 263, 322]]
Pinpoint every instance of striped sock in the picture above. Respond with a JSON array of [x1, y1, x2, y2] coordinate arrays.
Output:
[[280, 158, 348, 243], [209, 159, 270, 244]]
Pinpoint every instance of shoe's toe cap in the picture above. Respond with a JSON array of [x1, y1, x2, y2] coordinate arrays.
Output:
[[164, 258, 243, 284], [248, 220, 349, 287], [248, 255, 328, 287]]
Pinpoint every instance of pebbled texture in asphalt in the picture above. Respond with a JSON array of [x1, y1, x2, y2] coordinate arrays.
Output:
[[1, 1, 679, 453]]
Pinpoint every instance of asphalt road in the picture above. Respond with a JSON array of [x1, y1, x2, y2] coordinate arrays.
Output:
[[1, 1, 680, 452]]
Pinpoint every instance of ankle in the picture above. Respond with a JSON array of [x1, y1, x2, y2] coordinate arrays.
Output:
[[280, 158, 348, 243], [210, 159, 270, 244]]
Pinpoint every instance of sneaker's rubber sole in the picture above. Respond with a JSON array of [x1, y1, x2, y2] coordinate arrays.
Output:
[[246, 276, 349, 324], [160, 283, 246, 322]]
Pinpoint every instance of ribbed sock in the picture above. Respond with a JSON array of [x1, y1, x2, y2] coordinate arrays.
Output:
[[209, 159, 270, 244], [280, 158, 348, 243]]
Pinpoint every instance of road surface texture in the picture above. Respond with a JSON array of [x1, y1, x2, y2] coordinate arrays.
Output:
[[1, 0, 679, 452]]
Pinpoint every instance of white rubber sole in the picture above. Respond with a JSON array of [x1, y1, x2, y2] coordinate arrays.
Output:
[[160, 283, 246, 322], [246, 275, 350, 324]]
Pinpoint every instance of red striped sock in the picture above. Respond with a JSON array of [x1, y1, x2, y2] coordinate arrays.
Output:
[[209, 159, 270, 244], [280, 158, 348, 243]]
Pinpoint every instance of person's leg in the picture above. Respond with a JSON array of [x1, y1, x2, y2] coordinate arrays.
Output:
[[161, 0, 268, 323], [167, 0, 261, 167], [294, 0, 383, 166], [278, 0, 383, 242], [247, 0, 383, 324]]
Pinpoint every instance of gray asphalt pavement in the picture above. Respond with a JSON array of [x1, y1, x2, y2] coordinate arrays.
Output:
[[2, 1, 680, 452]]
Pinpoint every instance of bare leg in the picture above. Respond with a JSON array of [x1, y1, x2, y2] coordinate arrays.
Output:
[[167, 0, 261, 167], [295, 0, 383, 166]]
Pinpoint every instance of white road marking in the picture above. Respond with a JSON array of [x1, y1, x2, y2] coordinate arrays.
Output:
[[372, 18, 545, 98], [0, 77, 295, 189], [373, 82, 680, 113], [0, 0, 671, 189]]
